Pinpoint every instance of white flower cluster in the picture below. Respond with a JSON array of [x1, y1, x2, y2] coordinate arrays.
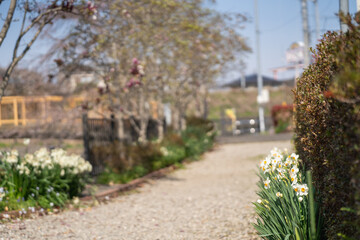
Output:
[[2, 149, 19, 165], [1, 148, 92, 175], [260, 148, 309, 199], [0, 187, 5, 201], [160, 147, 169, 156]]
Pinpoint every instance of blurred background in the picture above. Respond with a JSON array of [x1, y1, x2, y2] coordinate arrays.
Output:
[[0, 0, 358, 153]]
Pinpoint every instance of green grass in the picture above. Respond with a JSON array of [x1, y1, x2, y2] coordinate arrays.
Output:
[[63, 143, 83, 150]]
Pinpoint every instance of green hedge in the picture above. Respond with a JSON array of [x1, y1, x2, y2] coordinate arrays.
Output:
[[294, 16, 360, 239]]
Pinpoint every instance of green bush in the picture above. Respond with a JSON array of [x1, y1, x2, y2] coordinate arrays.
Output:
[[181, 126, 214, 158], [186, 116, 215, 133], [294, 16, 360, 239], [97, 119, 215, 185]]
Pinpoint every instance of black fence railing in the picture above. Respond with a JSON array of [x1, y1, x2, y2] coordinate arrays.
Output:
[[82, 113, 165, 175], [82, 114, 119, 175]]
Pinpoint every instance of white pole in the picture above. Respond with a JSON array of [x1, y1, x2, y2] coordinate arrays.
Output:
[[241, 72, 246, 89], [357, 0, 360, 12], [301, 0, 310, 67], [254, 0, 265, 133], [339, 0, 349, 32], [313, 0, 320, 39]]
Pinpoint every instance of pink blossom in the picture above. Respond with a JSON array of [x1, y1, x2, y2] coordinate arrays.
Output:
[[132, 58, 139, 65]]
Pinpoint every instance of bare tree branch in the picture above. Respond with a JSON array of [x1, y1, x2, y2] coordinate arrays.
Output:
[[0, 14, 56, 101], [0, 0, 17, 47], [13, 0, 28, 59]]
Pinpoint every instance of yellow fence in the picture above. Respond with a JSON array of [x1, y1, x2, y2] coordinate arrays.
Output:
[[0, 96, 84, 127]]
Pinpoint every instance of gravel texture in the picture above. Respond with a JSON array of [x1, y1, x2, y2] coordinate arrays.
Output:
[[0, 140, 291, 240]]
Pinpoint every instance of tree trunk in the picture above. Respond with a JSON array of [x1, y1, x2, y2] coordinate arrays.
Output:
[[156, 102, 164, 141], [138, 87, 148, 142]]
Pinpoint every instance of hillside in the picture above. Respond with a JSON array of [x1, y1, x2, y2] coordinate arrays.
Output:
[[208, 86, 294, 119]]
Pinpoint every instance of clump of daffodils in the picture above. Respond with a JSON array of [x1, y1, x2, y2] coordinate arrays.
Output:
[[1, 148, 92, 175], [0, 147, 92, 211], [259, 148, 308, 199], [254, 148, 314, 238]]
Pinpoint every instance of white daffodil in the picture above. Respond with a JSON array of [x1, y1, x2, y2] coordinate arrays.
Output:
[[270, 147, 280, 156], [284, 158, 292, 167], [257, 199, 262, 204], [11, 149, 19, 156], [298, 184, 309, 196], [290, 153, 299, 161], [290, 166, 299, 175], [160, 147, 169, 156], [290, 174, 298, 185], [260, 156, 270, 168], [276, 192, 283, 198], [293, 184, 300, 195], [276, 172, 285, 180], [298, 197, 303, 202], [5, 154, 18, 164], [73, 197, 80, 205], [264, 178, 271, 189], [23, 138, 30, 145]]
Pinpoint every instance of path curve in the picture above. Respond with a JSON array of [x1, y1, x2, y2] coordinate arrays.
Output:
[[0, 140, 291, 240]]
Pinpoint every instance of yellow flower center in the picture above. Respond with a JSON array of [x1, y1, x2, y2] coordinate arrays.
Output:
[[278, 164, 281, 168], [292, 169, 295, 172], [291, 177, 295, 181], [265, 183, 268, 187], [264, 161, 267, 164], [301, 188, 305, 192], [294, 188, 298, 192]]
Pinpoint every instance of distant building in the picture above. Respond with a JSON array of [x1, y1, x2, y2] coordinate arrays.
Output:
[[221, 74, 294, 89], [69, 73, 97, 92]]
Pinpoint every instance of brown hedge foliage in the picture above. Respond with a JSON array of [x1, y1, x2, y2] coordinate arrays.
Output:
[[294, 17, 360, 239]]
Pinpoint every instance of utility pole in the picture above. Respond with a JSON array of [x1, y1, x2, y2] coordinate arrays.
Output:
[[240, 72, 246, 89], [254, 0, 265, 133], [301, 0, 310, 67], [339, 0, 349, 32], [313, 0, 320, 40]]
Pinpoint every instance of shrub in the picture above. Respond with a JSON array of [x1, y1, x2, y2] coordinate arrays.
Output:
[[254, 148, 321, 239], [97, 121, 215, 185], [271, 103, 294, 133], [0, 148, 92, 211], [294, 16, 360, 239], [181, 126, 214, 158]]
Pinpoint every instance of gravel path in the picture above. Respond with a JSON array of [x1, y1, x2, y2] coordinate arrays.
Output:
[[0, 140, 291, 240]]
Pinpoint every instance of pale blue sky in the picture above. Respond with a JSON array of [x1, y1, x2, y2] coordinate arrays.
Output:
[[208, 0, 357, 82], [0, 0, 358, 83]]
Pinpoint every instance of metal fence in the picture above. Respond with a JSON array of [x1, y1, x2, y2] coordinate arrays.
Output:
[[211, 117, 273, 136], [82, 113, 165, 175], [82, 114, 119, 175]]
